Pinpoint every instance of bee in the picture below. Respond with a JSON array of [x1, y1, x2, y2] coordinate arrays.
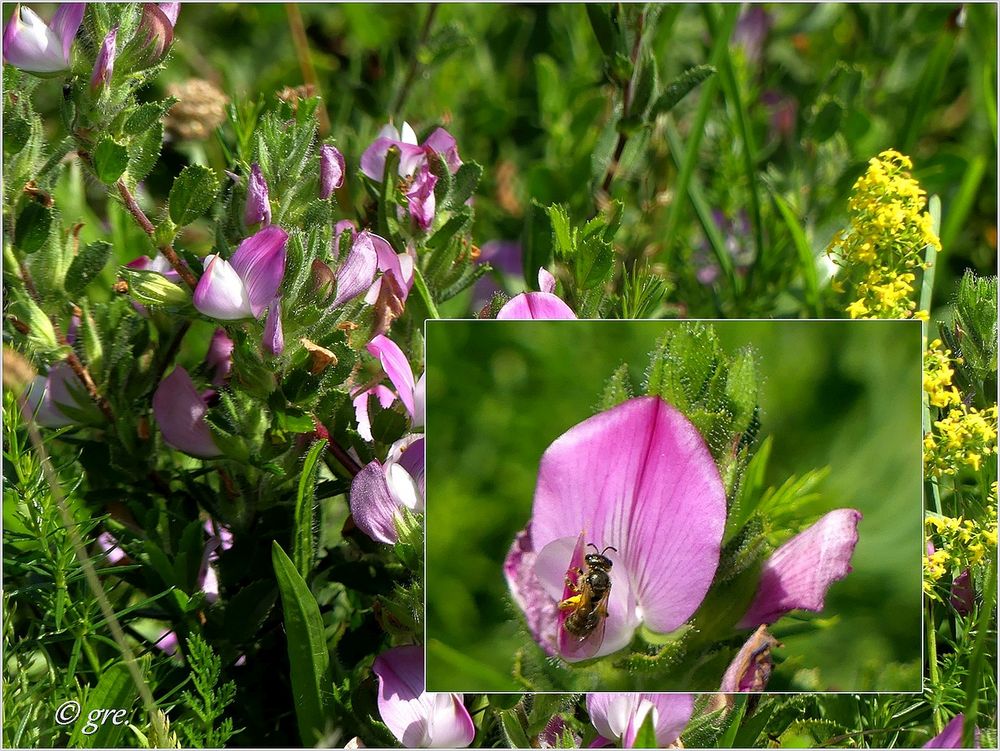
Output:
[[558, 543, 616, 641]]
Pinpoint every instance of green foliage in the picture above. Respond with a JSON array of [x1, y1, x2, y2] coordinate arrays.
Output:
[[175, 635, 238, 748], [169, 165, 220, 226]]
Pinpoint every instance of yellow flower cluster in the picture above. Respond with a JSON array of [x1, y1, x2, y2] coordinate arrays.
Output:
[[924, 404, 998, 475], [924, 339, 962, 409], [923, 505, 997, 597], [828, 150, 940, 319]]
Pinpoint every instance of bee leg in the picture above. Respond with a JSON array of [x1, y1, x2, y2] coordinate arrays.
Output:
[[558, 594, 583, 611]]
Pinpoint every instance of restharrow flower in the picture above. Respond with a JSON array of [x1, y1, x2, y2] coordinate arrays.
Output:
[[194, 225, 287, 320], [737, 508, 861, 628], [3, 3, 84, 74], [504, 396, 726, 661], [923, 714, 980, 748], [496, 268, 576, 319], [22, 362, 90, 427], [319, 144, 345, 199], [152, 367, 220, 458], [350, 434, 424, 544], [586, 693, 694, 749], [205, 328, 234, 385], [372, 645, 474, 748]]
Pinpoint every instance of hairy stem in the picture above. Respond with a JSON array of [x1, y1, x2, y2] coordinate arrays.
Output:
[[285, 3, 331, 136]]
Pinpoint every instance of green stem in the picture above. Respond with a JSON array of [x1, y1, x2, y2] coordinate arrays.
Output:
[[919, 195, 941, 316], [926, 598, 944, 733], [411, 264, 440, 319], [962, 553, 997, 746]]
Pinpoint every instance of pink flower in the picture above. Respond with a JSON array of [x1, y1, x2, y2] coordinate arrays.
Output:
[[496, 268, 575, 320], [3, 3, 84, 74], [22, 362, 89, 427], [352, 334, 424, 440], [737, 509, 861, 628], [205, 328, 234, 385], [719, 624, 779, 692], [586, 693, 694, 749], [333, 231, 380, 308], [152, 367, 220, 458], [372, 646, 474, 748], [350, 435, 424, 544], [263, 296, 283, 355], [404, 163, 437, 231], [504, 396, 726, 661], [193, 226, 287, 320], [923, 714, 979, 748]]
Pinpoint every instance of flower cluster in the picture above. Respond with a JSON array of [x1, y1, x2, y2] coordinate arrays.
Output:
[[924, 501, 997, 606], [924, 338, 963, 409], [828, 149, 940, 319], [924, 404, 998, 476]]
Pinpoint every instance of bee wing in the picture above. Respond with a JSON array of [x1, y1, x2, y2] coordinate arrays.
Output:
[[594, 589, 611, 619]]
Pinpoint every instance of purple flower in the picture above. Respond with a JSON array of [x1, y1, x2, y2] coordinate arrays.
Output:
[[152, 367, 220, 458], [732, 6, 772, 64], [89, 25, 118, 89], [719, 624, 779, 692], [332, 231, 380, 308], [738, 508, 861, 628], [372, 645, 475, 748], [364, 235, 415, 306], [205, 328, 234, 385], [97, 531, 127, 565], [353, 384, 396, 443], [193, 225, 287, 320], [423, 127, 462, 173], [199, 519, 233, 603], [22, 362, 88, 427], [923, 714, 980, 748], [586, 694, 694, 749], [496, 268, 576, 320], [263, 296, 284, 355], [350, 434, 424, 544], [127, 252, 183, 283], [158, 2, 180, 26], [472, 240, 521, 309], [504, 396, 726, 661], [3, 3, 84, 74], [950, 568, 975, 615], [319, 144, 345, 199], [360, 122, 427, 181], [244, 163, 271, 227], [404, 163, 437, 231]]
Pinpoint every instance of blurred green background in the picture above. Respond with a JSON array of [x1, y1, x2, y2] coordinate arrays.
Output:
[[425, 321, 923, 691]]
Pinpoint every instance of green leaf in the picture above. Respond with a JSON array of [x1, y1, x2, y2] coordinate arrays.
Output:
[[272, 542, 333, 746], [585, 4, 620, 59], [293, 440, 326, 579], [127, 122, 163, 186], [631, 708, 658, 749], [3, 116, 30, 155], [123, 100, 174, 136], [14, 200, 51, 254], [725, 346, 758, 434], [545, 204, 574, 259], [70, 662, 138, 748], [598, 363, 633, 411], [169, 165, 219, 226], [807, 98, 844, 143], [65, 241, 112, 296], [444, 161, 483, 210], [575, 235, 614, 290], [499, 710, 532, 749], [631, 51, 658, 118], [771, 190, 820, 316], [92, 137, 129, 184], [650, 64, 716, 117]]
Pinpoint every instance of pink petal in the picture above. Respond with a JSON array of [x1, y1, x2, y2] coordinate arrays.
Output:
[[51, 3, 85, 61], [367, 334, 416, 418], [423, 127, 462, 172], [89, 25, 117, 89], [229, 225, 288, 317], [530, 397, 726, 636], [154, 629, 179, 655], [360, 136, 425, 180], [352, 385, 397, 442], [263, 297, 284, 355], [586, 694, 694, 749], [389, 434, 425, 501], [350, 461, 399, 544], [193, 255, 254, 320], [158, 3, 180, 26], [538, 267, 556, 293], [719, 624, 779, 692], [333, 231, 378, 308], [950, 569, 975, 615], [373, 646, 475, 748], [97, 531, 126, 565], [924, 714, 979, 748], [412, 373, 425, 428], [738, 508, 862, 628], [244, 163, 271, 226], [405, 164, 437, 230], [503, 527, 559, 656], [3, 6, 69, 72], [205, 328, 234, 385], [496, 292, 576, 319], [152, 367, 220, 458], [319, 144, 345, 199]]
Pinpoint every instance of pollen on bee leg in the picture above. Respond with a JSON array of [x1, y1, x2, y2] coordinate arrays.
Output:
[[559, 594, 583, 610]]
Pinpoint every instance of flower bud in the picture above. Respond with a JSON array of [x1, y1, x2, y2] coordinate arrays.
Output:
[[120, 267, 190, 306], [8, 296, 59, 352], [89, 25, 118, 90], [152, 367, 221, 458], [309, 259, 336, 303], [319, 145, 345, 199], [244, 163, 271, 227], [136, 3, 175, 68]]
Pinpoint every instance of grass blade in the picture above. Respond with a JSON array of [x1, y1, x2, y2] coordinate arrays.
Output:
[[294, 439, 327, 579], [771, 190, 820, 316]]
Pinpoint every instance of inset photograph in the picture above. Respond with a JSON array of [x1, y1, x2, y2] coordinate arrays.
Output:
[[425, 320, 923, 692]]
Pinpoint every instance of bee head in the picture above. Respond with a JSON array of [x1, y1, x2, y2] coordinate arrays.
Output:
[[585, 543, 616, 570]]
